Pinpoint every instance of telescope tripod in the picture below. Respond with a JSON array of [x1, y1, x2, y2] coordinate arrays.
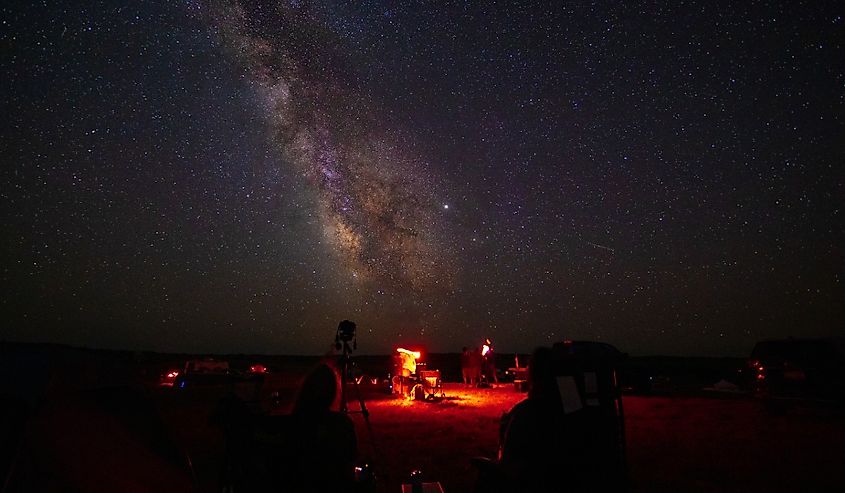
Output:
[[338, 340, 370, 418], [337, 340, 380, 486]]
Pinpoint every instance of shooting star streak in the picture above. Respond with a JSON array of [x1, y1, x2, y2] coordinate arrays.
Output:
[[585, 241, 615, 254]]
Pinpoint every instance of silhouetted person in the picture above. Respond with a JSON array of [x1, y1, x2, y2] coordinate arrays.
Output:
[[488, 346, 590, 492], [287, 363, 357, 493], [467, 347, 481, 386], [461, 347, 473, 386], [497, 347, 558, 488], [482, 340, 498, 384]]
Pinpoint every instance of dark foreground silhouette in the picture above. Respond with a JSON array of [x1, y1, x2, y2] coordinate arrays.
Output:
[[475, 343, 627, 492], [216, 363, 361, 493]]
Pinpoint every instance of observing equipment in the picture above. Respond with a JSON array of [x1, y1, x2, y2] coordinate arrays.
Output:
[[333, 320, 378, 469], [391, 347, 445, 400], [335, 321, 365, 415], [336, 319, 357, 349]]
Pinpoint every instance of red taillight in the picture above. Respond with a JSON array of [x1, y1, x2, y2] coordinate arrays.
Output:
[[754, 362, 766, 380]]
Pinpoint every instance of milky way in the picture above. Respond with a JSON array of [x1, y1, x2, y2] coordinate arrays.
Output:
[[2, 0, 842, 355], [204, 1, 455, 294]]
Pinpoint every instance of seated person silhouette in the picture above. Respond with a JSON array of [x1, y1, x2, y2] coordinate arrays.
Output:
[[279, 363, 358, 492], [478, 346, 592, 492]]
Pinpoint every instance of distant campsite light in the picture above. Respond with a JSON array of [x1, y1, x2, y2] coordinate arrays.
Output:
[[160, 369, 180, 387]]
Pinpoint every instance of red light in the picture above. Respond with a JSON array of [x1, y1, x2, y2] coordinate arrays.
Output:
[[396, 348, 421, 360], [756, 373, 765, 380], [160, 370, 180, 386], [482, 345, 490, 356], [249, 364, 267, 373]]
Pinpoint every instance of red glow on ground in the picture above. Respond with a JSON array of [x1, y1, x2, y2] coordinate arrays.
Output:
[[376, 383, 512, 408], [347, 383, 522, 490]]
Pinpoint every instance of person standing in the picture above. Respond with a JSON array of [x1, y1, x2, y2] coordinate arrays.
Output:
[[483, 339, 498, 384], [286, 364, 358, 492], [471, 346, 483, 386], [461, 347, 473, 386]]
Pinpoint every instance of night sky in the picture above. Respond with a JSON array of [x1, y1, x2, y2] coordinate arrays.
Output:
[[2, 1, 843, 356]]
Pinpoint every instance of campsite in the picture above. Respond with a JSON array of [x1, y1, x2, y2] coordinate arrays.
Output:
[[3, 344, 843, 492]]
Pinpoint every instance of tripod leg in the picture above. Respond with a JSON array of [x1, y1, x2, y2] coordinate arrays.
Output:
[[347, 363, 380, 468]]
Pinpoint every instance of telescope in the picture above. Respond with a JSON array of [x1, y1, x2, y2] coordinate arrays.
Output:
[[335, 320, 357, 350]]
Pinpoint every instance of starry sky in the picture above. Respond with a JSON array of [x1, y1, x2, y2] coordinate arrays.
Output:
[[2, 1, 843, 356]]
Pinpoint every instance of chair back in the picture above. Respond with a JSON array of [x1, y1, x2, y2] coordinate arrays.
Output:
[[419, 370, 441, 387], [549, 341, 628, 491]]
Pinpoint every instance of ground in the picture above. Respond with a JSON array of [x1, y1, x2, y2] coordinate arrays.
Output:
[[157, 381, 845, 492], [6, 346, 843, 492]]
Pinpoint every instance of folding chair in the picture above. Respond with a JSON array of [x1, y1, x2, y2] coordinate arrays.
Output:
[[418, 370, 445, 400]]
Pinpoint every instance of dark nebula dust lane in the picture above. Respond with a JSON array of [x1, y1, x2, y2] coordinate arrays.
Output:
[[1, 1, 842, 355], [204, 1, 456, 295]]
